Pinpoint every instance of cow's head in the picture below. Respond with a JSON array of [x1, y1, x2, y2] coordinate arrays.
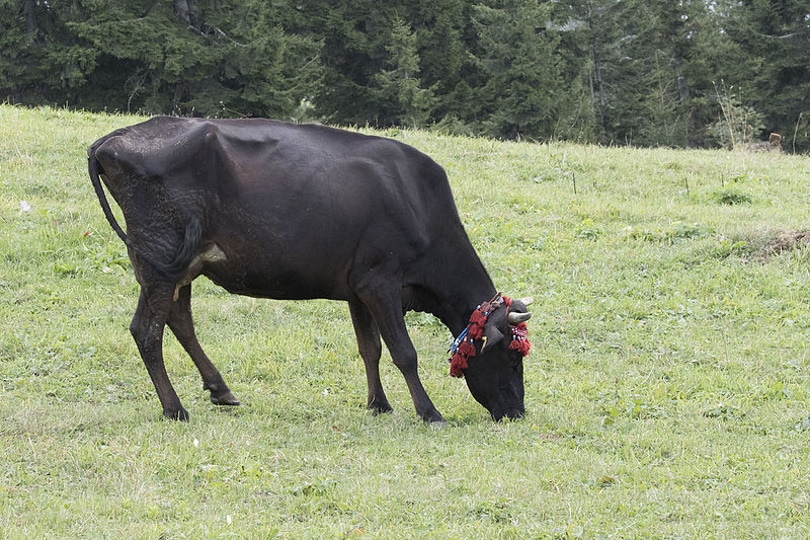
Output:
[[450, 296, 533, 421]]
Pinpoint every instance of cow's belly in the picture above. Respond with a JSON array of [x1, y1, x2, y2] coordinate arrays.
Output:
[[190, 242, 352, 301]]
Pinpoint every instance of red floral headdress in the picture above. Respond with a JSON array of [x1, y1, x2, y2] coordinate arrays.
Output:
[[448, 294, 531, 377]]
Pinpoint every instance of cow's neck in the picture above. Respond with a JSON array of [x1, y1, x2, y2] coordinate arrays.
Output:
[[416, 248, 497, 337], [444, 280, 498, 337]]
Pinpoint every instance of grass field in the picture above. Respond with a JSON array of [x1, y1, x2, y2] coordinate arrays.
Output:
[[2, 104, 810, 538]]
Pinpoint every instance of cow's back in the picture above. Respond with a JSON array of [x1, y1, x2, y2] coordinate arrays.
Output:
[[92, 116, 455, 223]]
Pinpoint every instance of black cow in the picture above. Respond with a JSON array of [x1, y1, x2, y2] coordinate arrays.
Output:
[[87, 117, 533, 423]]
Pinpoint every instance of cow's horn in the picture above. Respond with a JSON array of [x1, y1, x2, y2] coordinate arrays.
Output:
[[507, 311, 532, 325], [517, 297, 534, 306]]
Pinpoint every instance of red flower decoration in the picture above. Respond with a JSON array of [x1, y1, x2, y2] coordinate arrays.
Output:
[[448, 294, 531, 378]]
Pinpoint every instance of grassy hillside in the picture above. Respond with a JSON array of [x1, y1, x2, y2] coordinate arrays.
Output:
[[1, 104, 810, 538]]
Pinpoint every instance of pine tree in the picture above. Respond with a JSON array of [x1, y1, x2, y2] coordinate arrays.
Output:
[[552, 0, 747, 147], [89, 1, 319, 116], [373, 17, 434, 128], [549, 0, 620, 144], [0, 0, 100, 107], [302, 0, 466, 128], [727, 0, 810, 152], [470, 0, 572, 140], [405, 0, 470, 126]]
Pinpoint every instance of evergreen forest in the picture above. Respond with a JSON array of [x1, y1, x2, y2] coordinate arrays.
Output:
[[2, 0, 809, 151]]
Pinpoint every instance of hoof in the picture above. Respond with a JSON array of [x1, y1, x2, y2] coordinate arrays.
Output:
[[368, 399, 394, 415], [164, 408, 189, 421], [420, 409, 446, 424], [210, 391, 241, 406]]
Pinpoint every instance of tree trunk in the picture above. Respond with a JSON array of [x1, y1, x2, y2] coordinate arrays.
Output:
[[173, 0, 200, 28], [592, 38, 607, 132], [23, 0, 37, 35]]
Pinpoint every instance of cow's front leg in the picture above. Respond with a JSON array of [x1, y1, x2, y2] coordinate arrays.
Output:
[[349, 301, 393, 414], [390, 342, 445, 423], [130, 284, 187, 420], [360, 293, 444, 423], [168, 284, 240, 407]]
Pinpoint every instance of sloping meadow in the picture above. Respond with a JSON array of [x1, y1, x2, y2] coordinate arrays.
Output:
[[1, 105, 809, 537]]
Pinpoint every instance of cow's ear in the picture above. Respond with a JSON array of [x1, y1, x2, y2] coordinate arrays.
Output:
[[479, 324, 506, 354]]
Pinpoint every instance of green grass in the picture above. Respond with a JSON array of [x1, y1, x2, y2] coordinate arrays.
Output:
[[2, 104, 810, 538]]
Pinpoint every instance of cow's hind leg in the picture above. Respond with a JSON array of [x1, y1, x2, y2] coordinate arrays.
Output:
[[349, 300, 393, 414], [168, 284, 240, 407], [130, 284, 188, 420]]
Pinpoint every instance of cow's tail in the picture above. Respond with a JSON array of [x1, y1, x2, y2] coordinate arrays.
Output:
[[161, 217, 204, 276], [88, 152, 129, 245], [88, 152, 203, 279]]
